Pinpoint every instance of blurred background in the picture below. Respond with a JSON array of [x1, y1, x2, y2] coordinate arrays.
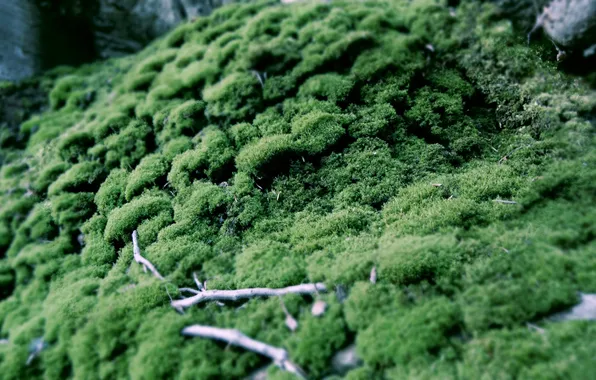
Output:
[[0, 0, 239, 81]]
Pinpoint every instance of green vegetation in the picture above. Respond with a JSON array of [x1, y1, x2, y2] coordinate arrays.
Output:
[[1, 0, 595, 378]]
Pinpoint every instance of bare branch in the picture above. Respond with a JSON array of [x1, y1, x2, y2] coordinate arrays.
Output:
[[132, 230, 164, 281], [526, 322, 545, 334], [180, 287, 201, 295], [182, 325, 306, 379], [493, 199, 518, 205], [279, 297, 298, 332], [311, 300, 327, 317], [26, 338, 46, 366], [193, 272, 204, 291], [370, 266, 377, 284], [172, 283, 327, 311]]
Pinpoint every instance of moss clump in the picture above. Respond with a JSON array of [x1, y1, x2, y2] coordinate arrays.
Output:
[[125, 154, 169, 201], [1, 0, 595, 378], [48, 161, 105, 196]]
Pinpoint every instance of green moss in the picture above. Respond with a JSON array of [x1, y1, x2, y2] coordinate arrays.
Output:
[[378, 234, 461, 286], [49, 75, 85, 110], [104, 192, 172, 243], [203, 72, 262, 122], [1, 0, 596, 378], [235, 240, 305, 288], [291, 110, 347, 155], [459, 232, 578, 332], [159, 100, 207, 143], [167, 126, 235, 189], [104, 120, 153, 169], [51, 192, 96, 231], [94, 169, 129, 215], [56, 131, 95, 163], [125, 154, 169, 201], [356, 296, 460, 367], [288, 299, 346, 377], [298, 73, 353, 102], [235, 134, 295, 175], [48, 161, 105, 196]]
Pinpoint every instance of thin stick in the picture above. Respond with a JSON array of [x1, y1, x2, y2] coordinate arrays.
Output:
[[132, 230, 165, 281], [493, 199, 518, 204], [180, 287, 201, 295], [193, 272, 204, 291], [182, 325, 306, 379], [172, 283, 327, 311]]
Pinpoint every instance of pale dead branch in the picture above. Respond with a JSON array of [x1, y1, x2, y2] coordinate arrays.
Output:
[[370, 266, 377, 284], [172, 283, 327, 311], [526, 322, 546, 334], [280, 297, 298, 332], [193, 272, 204, 291], [331, 344, 362, 375], [132, 230, 164, 281], [311, 300, 327, 317], [182, 324, 307, 379], [492, 199, 518, 205], [26, 338, 46, 366], [0, 339, 8, 344], [180, 287, 201, 295]]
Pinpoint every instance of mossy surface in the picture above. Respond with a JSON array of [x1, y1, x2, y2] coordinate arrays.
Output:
[[1, 0, 595, 378]]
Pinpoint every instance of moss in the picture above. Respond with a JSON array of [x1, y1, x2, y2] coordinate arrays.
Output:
[[287, 299, 346, 377], [432, 320, 596, 380], [291, 110, 347, 155], [377, 234, 461, 286], [203, 72, 263, 122], [104, 120, 153, 169], [125, 154, 169, 201], [56, 131, 95, 163], [356, 296, 460, 367], [298, 73, 353, 102], [94, 169, 129, 215], [51, 192, 96, 231], [235, 240, 305, 288], [235, 134, 295, 175], [159, 100, 207, 143], [92, 112, 131, 140], [48, 161, 105, 196], [1, 0, 596, 378], [49, 75, 85, 110], [167, 126, 235, 190], [230, 122, 260, 149], [459, 233, 578, 332], [104, 192, 172, 243]]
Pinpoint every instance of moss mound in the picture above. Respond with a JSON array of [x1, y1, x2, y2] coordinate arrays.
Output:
[[1, 0, 595, 378]]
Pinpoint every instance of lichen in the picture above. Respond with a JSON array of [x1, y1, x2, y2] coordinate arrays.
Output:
[[1, 0, 595, 378]]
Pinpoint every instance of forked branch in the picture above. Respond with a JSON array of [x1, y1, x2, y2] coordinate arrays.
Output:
[[182, 325, 306, 379], [132, 230, 165, 280], [172, 283, 327, 311]]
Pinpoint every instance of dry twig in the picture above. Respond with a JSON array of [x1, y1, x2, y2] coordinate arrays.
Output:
[[493, 199, 518, 205], [182, 325, 307, 379], [172, 283, 327, 311], [311, 300, 327, 317], [280, 297, 299, 332], [370, 266, 377, 284], [132, 230, 165, 281]]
